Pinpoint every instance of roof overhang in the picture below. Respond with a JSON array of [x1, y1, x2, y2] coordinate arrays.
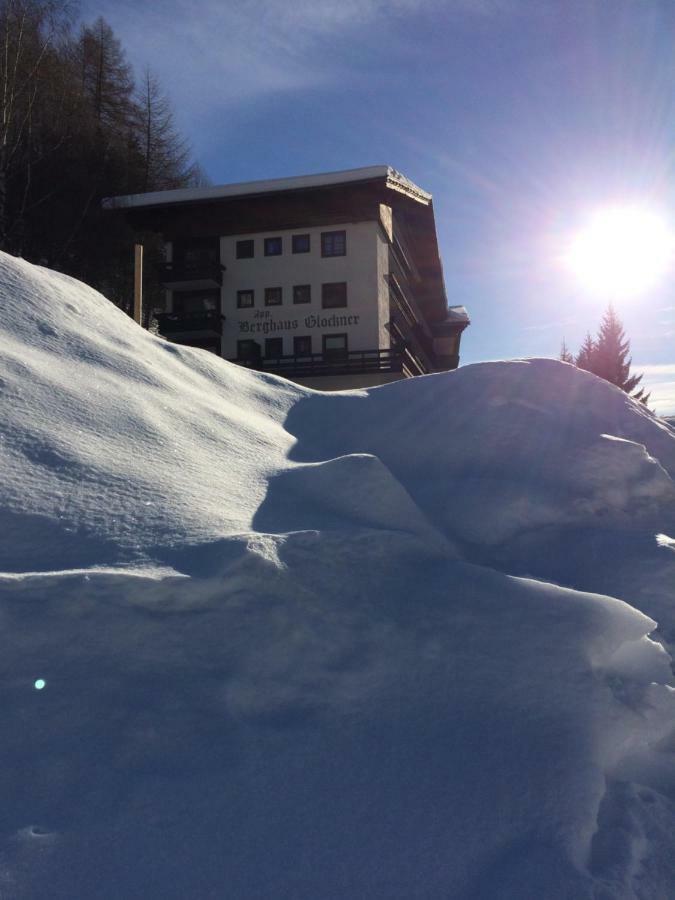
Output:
[[102, 166, 431, 211]]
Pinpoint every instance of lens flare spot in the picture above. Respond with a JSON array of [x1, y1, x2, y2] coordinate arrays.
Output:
[[34, 679, 46, 690]]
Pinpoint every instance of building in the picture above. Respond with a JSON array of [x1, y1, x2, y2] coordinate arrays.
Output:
[[103, 166, 469, 391]]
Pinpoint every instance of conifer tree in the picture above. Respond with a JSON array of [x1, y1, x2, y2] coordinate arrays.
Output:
[[0, 10, 201, 309], [591, 305, 649, 402], [136, 69, 195, 192], [559, 339, 574, 364], [572, 307, 649, 404], [77, 17, 134, 132], [575, 332, 596, 372]]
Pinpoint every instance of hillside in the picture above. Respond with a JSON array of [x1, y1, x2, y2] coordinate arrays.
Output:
[[1, 253, 675, 899]]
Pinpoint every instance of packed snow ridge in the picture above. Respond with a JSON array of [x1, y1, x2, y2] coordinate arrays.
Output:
[[1, 252, 675, 899]]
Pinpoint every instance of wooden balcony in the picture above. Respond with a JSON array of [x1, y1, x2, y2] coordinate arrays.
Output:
[[157, 309, 223, 337], [158, 261, 225, 290], [231, 348, 417, 379]]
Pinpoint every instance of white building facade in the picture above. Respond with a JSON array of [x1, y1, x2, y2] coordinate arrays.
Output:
[[105, 167, 469, 390]]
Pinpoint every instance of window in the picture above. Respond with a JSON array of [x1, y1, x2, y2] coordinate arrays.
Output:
[[323, 333, 348, 360], [238, 340, 260, 360], [236, 239, 254, 259], [294, 336, 312, 356], [292, 234, 310, 254], [237, 289, 254, 308], [265, 338, 283, 358], [265, 287, 282, 306], [293, 284, 311, 304], [264, 236, 282, 256], [321, 230, 346, 257], [321, 282, 347, 309]]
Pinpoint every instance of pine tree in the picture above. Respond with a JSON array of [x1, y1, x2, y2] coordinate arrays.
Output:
[[0, 10, 200, 308], [575, 332, 596, 372], [592, 305, 648, 401], [574, 306, 650, 404], [77, 17, 134, 132], [135, 69, 195, 192], [559, 339, 574, 364]]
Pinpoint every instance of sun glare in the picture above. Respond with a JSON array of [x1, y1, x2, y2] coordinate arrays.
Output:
[[564, 206, 675, 298]]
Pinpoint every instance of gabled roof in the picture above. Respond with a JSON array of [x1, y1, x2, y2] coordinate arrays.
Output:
[[102, 166, 431, 211]]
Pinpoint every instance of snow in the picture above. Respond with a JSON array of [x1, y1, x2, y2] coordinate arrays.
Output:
[[1, 252, 675, 898], [445, 304, 470, 323], [102, 165, 430, 210]]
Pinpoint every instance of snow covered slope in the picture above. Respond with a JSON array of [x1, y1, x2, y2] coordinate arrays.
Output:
[[2, 253, 675, 899]]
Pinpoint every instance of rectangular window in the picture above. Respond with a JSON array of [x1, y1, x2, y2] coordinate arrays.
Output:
[[321, 230, 346, 257], [238, 340, 260, 360], [294, 335, 312, 356], [264, 236, 282, 256], [293, 284, 311, 305], [236, 239, 254, 259], [237, 289, 254, 308], [265, 338, 283, 358], [321, 282, 347, 309], [265, 287, 282, 306], [323, 333, 348, 360], [292, 233, 310, 254]]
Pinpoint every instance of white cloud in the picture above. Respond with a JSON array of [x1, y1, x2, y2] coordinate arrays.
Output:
[[633, 363, 675, 415], [77, 0, 518, 177], [86, 1, 429, 97], [636, 363, 675, 377], [83, 0, 510, 112]]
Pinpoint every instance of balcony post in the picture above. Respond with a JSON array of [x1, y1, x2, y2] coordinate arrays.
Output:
[[134, 243, 143, 325]]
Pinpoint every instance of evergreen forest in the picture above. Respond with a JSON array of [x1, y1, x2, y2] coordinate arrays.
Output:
[[0, 0, 203, 314]]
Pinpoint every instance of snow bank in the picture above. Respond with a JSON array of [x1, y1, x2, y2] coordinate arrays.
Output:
[[1, 253, 675, 898], [280, 358, 675, 642]]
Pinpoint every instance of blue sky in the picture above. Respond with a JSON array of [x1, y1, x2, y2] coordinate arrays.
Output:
[[81, 0, 675, 413]]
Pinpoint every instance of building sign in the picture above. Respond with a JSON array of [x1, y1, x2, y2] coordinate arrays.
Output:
[[239, 313, 360, 334]]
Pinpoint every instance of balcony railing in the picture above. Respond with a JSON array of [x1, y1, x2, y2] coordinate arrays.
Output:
[[388, 273, 436, 369], [231, 348, 406, 378], [158, 261, 224, 289], [157, 309, 223, 336]]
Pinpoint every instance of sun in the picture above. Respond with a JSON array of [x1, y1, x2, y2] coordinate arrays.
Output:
[[564, 206, 675, 298]]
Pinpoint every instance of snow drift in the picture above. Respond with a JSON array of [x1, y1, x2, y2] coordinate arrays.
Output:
[[1, 253, 675, 899]]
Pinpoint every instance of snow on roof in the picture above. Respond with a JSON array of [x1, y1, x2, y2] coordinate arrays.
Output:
[[102, 165, 432, 211], [446, 305, 470, 323], [2, 254, 675, 898]]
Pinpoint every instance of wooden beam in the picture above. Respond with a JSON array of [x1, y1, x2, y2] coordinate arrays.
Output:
[[133, 244, 143, 325]]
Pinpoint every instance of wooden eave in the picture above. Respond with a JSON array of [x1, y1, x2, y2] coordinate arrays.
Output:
[[122, 180, 389, 239]]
